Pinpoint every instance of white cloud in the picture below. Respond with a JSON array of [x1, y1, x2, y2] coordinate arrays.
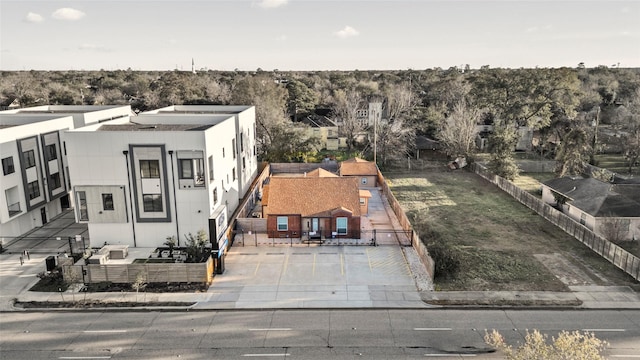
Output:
[[334, 26, 359, 39], [24, 12, 44, 23], [256, 0, 288, 9], [52, 8, 86, 21]]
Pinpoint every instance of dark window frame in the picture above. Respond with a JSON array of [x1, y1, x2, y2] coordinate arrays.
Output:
[[2, 156, 15, 175], [102, 193, 114, 211]]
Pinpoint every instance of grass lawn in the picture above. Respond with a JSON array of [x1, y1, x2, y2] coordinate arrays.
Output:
[[386, 165, 638, 291], [511, 172, 556, 196], [595, 154, 639, 176]]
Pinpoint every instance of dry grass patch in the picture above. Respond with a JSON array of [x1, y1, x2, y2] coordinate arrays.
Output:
[[386, 165, 638, 291]]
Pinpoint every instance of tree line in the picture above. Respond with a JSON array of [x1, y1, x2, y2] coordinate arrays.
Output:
[[1, 65, 639, 177]]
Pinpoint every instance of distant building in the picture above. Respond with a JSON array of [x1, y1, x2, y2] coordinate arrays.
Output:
[[0, 105, 132, 240], [65, 105, 258, 251], [541, 176, 640, 242], [301, 115, 346, 151]]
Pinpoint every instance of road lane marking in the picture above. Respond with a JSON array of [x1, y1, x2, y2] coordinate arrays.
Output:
[[243, 354, 289, 357], [366, 248, 373, 272], [83, 330, 127, 333], [254, 262, 260, 275], [582, 329, 626, 332], [414, 328, 453, 331], [248, 328, 292, 331]]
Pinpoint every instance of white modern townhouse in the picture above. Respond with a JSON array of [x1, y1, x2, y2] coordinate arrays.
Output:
[[64, 105, 257, 254], [0, 105, 132, 242]]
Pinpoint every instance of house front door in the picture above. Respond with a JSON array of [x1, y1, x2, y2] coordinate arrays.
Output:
[[312, 218, 319, 233]]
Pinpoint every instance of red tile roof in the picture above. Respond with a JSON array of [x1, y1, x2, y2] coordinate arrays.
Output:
[[264, 177, 361, 217], [340, 158, 378, 176]]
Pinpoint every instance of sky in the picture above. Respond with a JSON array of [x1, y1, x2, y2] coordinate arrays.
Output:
[[1, 0, 639, 71]]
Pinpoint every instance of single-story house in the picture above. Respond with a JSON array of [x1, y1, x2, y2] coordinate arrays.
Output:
[[262, 176, 363, 240], [339, 157, 378, 188], [541, 176, 640, 241]]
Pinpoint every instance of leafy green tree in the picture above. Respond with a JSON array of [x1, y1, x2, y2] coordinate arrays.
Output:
[[286, 79, 318, 121], [487, 123, 520, 180], [184, 229, 208, 263], [260, 122, 320, 162], [555, 126, 591, 177], [231, 74, 289, 159], [485, 329, 607, 360]]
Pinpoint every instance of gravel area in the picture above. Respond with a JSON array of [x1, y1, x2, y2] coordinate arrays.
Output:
[[403, 246, 434, 291]]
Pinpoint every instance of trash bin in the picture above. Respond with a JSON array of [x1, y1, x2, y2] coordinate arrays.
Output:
[[214, 252, 225, 274], [45, 256, 56, 271]]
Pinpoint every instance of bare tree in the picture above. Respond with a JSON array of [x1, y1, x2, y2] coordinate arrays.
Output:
[[437, 100, 480, 159], [485, 329, 607, 360], [599, 216, 630, 243], [374, 117, 415, 168], [331, 89, 365, 150]]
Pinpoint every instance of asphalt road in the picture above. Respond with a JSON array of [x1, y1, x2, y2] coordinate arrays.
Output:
[[1, 309, 639, 359]]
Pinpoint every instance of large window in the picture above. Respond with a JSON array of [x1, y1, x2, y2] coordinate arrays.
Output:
[[102, 193, 114, 211], [212, 187, 218, 204], [2, 156, 14, 175], [336, 217, 348, 235], [277, 216, 288, 231], [140, 160, 160, 178], [45, 144, 57, 161], [143, 194, 163, 212], [49, 172, 61, 189], [77, 191, 88, 221], [27, 181, 40, 200], [179, 158, 204, 186], [23, 150, 36, 169], [208, 156, 214, 181]]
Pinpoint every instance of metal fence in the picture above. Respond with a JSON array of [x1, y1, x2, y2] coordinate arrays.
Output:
[[230, 229, 412, 247], [471, 163, 640, 281]]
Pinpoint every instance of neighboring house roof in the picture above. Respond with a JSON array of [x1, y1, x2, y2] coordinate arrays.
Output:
[[359, 189, 372, 199], [306, 168, 338, 177], [543, 177, 640, 217], [340, 157, 378, 176], [302, 115, 337, 128], [264, 177, 361, 217], [416, 135, 441, 150]]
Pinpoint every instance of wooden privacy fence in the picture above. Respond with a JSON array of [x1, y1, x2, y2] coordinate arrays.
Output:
[[471, 163, 640, 281], [377, 170, 435, 280], [63, 257, 214, 285]]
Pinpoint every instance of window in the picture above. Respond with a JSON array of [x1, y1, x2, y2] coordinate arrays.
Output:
[[23, 150, 36, 169], [140, 160, 160, 178], [232, 167, 236, 181], [360, 198, 366, 205], [143, 194, 163, 212], [27, 181, 40, 200], [242, 157, 246, 170], [580, 213, 586, 225], [232, 138, 236, 159], [49, 172, 61, 189], [179, 159, 193, 179], [361, 177, 368, 185], [240, 134, 244, 152], [336, 217, 348, 235], [2, 156, 14, 175], [179, 158, 204, 186], [102, 193, 114, 211], [77, 191, 88, 220], [45, 144, 57, 161], [277, 216, 288, 231], [222, 147, 225, 158], [213, 187, 218, 204], [208, 156, 214, 181]]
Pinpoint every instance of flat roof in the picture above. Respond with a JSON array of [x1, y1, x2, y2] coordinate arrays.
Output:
[[98, 123, 213, 131]]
